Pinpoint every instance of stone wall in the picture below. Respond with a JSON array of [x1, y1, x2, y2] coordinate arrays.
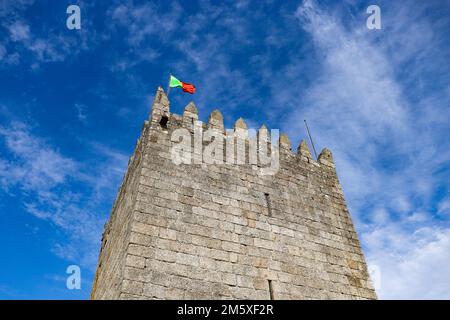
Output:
[[91, 87, 377, 300], [90, 122, 149, 299]]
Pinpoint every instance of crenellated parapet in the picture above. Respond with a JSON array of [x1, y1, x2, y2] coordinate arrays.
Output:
[[297, 139, 313, 162], [182, 102, 199, 130], [150, 87, 170, 126], [148, 87, 335, 173], [208, 109, 225, 132]]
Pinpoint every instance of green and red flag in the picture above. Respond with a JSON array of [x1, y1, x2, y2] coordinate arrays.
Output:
[[169, 75, 196, 94]]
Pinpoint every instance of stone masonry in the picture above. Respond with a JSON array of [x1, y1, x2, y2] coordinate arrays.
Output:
[[90, 87, 377, 300]]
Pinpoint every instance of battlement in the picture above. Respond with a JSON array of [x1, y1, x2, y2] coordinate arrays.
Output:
[[148, 87, 335, 172], [91, 86, 376, 300]]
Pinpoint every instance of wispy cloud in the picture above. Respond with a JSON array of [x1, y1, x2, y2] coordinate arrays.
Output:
[[8, 20, 30, 41], [0, 0, 99, 67], [363, 224, 450, 299], [109, 1, 182, 46], [438, 199, 450, 216], [0, 122, 78, 191], [105, 1, 268, 122], [0, 121, 128, 269]]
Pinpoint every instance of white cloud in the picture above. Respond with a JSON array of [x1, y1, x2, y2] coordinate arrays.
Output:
[[109, 2, 182, 46], [8, 20, 30, 41], [438, 199, 450, 216], [365, 225, 450, 299], [406, 211, 428, 223], [0, 122, 77, 190], [0, 121, 128, 269], [371, 208, 390, 225], [0, 0, 35, 19], [0, 0, 98, 67]]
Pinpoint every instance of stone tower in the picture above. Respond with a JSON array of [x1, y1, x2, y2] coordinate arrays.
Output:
[[90, 87, 377, 300]]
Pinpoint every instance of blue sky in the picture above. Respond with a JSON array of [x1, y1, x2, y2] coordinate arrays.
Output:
[[0, 0, 449, 299]]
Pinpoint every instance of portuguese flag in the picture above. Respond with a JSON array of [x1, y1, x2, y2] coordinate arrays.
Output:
[[169, 75, 196, 94]]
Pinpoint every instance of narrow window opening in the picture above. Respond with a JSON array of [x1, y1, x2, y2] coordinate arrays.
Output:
[[268, 280, 275, 300], [264, 193, 272, 217], [159, 116, 169, 128]]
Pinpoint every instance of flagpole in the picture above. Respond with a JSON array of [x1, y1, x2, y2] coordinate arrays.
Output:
[[166, 72, 172, 98], [304, 119, 318, 159]]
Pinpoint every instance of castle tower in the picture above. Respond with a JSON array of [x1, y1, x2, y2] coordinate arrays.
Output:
[[90, 87, 377, 300]]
